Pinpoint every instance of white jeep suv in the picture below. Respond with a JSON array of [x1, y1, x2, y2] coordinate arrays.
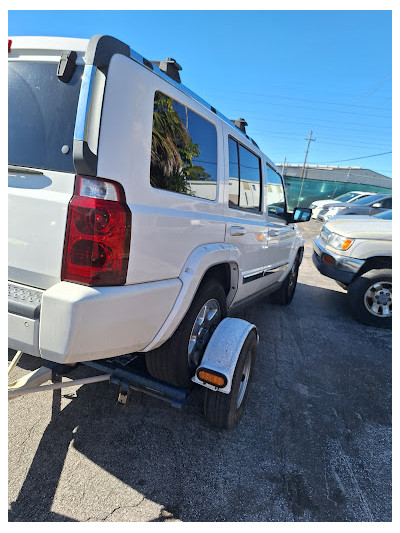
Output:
[[8, 35, 311, 389]]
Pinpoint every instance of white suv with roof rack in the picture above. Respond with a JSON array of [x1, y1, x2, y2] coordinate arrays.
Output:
[[8, 35, 311, 411]]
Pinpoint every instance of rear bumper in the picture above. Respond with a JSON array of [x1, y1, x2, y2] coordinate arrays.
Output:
[[8, 279, 181, 364], [312, 238, 365, 284]]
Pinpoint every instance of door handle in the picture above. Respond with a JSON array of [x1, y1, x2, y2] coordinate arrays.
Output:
[[230, 226, 246, 236], [269, 229, 279, 237]]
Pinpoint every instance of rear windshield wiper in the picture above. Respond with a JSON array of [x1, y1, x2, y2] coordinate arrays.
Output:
[[8, 165, 43, 175]]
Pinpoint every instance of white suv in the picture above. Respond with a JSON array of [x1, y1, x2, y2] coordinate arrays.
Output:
[[8, 35, 311, 389]]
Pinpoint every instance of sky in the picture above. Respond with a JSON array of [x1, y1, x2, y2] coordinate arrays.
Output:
[[8, 9, 392, 178]]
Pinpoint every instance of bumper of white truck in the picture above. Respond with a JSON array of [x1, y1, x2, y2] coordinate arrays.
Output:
[[8, 279, 182, 364]]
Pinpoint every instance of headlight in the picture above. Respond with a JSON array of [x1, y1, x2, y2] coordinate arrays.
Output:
[[327, 232, 354, 251]]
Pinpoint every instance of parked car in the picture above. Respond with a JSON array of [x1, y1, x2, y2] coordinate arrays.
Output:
[[8, 36, 311, 413], [317, 194, 392, 222], [313, 216, 392, 328], [309, 191, 376, 219], [331, 209, 392, 222]]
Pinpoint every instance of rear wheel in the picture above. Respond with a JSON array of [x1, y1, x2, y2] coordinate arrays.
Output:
[[348, 268, 392, 328], [145, 280, 227, 388]]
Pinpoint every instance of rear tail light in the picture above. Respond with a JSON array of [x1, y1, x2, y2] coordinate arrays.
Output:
[[61, 175, 131, 286]]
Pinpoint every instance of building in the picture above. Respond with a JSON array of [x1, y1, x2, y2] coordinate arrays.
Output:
[[275, 164, 392, 209]]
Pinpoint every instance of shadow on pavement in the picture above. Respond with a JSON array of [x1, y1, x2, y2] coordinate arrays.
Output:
[[8, 283, 391, 522]]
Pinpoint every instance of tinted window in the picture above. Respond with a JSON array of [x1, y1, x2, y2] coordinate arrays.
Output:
[[8, 61, 83, 172], [334, 192, 361, 202], [228, 138, 261, 212], [266, 164, 286, 219], [381, 197, 392, 208], [353, 194, 385, 205], [151, 91, 217, 201]]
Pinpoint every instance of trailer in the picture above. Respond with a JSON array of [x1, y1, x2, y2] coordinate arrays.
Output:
[[8, 318, 258, 429]]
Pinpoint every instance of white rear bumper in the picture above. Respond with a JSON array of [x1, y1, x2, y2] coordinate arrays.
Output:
[[8, 279, 182, 364]]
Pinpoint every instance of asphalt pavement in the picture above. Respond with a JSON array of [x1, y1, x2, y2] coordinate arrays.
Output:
[[8, 219, 392, 522]]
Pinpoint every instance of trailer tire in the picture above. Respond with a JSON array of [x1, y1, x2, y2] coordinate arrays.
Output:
[[203, 328, 257, 429], [145, 280, 227, 388]]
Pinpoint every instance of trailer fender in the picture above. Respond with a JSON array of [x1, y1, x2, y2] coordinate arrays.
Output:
[[192, 318, 258, 394]]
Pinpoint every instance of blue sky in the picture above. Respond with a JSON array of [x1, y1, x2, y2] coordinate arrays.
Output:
[[8, 10, 392, 178]]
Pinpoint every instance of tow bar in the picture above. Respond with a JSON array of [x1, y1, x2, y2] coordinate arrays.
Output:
[[8, 318, 258, 429]]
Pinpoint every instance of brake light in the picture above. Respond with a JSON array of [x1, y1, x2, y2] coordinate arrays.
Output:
[[61, 175, 131, 286], [8, 40, 12, 53]]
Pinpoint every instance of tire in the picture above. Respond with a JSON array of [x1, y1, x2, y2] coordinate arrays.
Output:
[[145, 280, 227, 388], [203, 328, 257, 430], [335, 280, 349, 291], [348, 268, 392, 328], [270, 254, 300, 305]]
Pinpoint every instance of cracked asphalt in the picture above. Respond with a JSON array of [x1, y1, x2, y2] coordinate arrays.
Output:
[[8, 220, 392, 522]]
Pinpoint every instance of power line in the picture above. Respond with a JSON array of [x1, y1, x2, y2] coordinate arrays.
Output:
[[315, 151, 392, 164], [203, 89, 392, 111], [250, 129, 391, 148], [357, 74, 392, 103]]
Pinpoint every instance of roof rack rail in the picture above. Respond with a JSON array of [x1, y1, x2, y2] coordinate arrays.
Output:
[[151, 58, 182, 83]]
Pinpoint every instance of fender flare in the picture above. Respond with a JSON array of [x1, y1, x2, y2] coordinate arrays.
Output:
[[142, 243, 240, 352]]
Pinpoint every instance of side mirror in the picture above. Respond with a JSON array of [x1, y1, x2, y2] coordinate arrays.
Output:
[[286, 207, 312, 223], [372, 202, 382, 208]]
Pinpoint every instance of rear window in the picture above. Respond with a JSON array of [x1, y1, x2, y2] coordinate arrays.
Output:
[[8, 61, 83, 172]]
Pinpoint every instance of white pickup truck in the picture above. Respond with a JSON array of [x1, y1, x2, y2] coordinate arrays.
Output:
[[8, 35, 311, 401]]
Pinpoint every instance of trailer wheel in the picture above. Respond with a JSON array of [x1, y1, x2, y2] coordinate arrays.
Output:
[[145, 280, 227, 388], [203, 328, 257, 429]]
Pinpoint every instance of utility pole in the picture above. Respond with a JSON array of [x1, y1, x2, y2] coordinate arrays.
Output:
[[297, 130, 316, 206], [281, 157, 286, 179]]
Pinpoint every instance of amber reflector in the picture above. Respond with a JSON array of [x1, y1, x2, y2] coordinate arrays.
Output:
[[322, 253, 335, 265], [198, 370, 226, 387]]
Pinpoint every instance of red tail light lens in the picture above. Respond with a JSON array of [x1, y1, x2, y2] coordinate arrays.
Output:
[[61, 175, 131, 286]]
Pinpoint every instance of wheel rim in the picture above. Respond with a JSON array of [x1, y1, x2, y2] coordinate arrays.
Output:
[[237, 349, 252, 409], [188, 298, 221, 370], [363, 281, 392, 318], [288, 261, 298, 295]]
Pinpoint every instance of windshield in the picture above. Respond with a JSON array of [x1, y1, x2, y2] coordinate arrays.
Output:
[[373, 210, 392, 220], [334, 192, 361, 202], [353, 194, 384, 205], [8, 60, 83, 172]]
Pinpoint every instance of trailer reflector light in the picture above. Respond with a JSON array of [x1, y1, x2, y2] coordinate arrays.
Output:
[[197, 369, 227, 388], [8, 40, 12, 53]]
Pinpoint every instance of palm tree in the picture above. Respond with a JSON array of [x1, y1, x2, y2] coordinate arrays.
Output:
[[150, 92, 200, 195]]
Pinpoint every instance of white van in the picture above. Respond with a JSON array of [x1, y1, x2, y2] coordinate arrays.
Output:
[[8, 34, 311, 391]]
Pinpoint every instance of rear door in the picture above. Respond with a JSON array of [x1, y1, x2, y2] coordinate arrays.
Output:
[[223, 132, 269, 303], [8, 56, 84, 289]]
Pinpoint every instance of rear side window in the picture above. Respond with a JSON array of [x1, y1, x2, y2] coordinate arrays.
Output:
[[228, 137, 261, 212], [8, 61, 83, 172], [150, 91, 218, 201]]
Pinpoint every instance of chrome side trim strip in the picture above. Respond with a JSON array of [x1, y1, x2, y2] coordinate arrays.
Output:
[[242, 262, 289, 284]]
